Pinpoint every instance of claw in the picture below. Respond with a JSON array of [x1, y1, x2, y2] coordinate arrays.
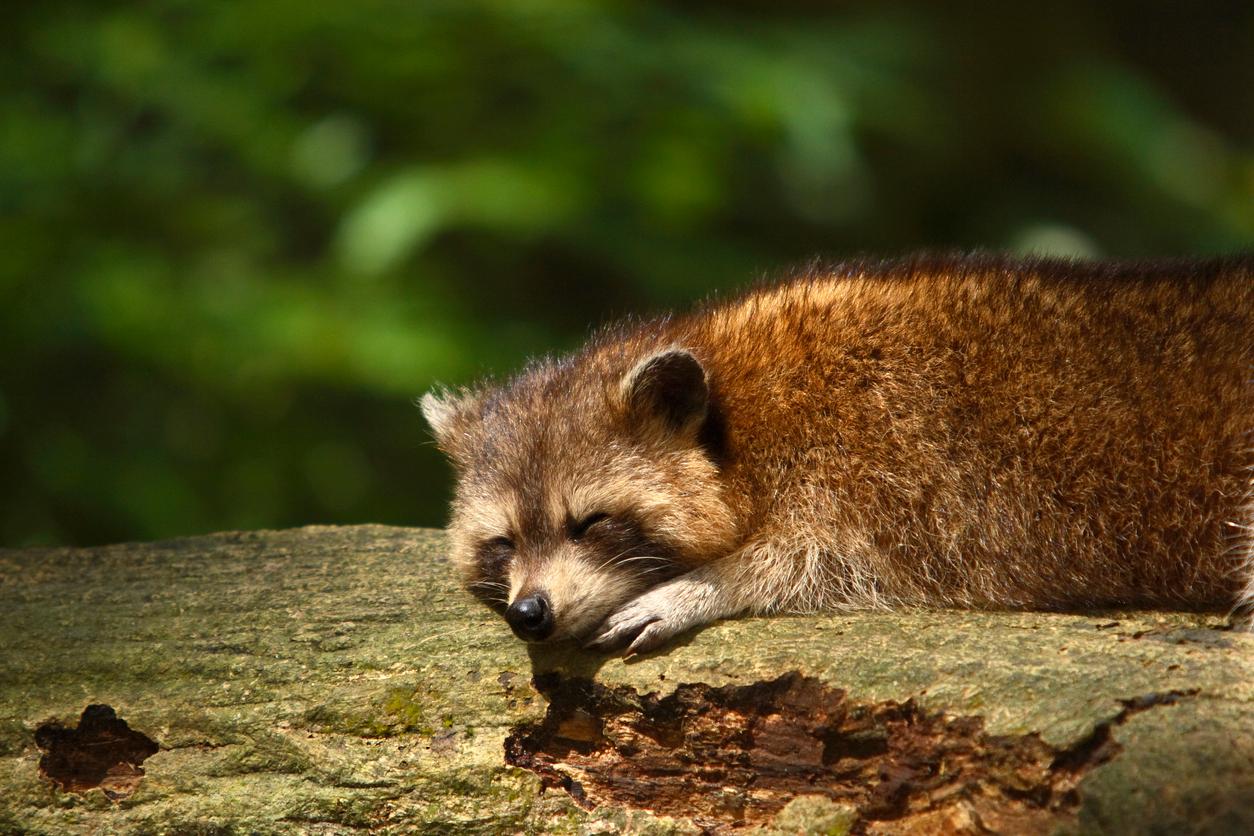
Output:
[[624, 620, 672, 656], [585, 611, 660, 654]]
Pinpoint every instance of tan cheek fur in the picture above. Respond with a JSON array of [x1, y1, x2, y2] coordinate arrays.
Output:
[[445, 485, 518, 588], [560, 447, 739, 565]]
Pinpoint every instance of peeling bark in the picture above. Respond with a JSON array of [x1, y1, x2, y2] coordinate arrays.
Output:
[[505, 673, 1201, 834], [34, 705, 159, 801], [0, 526, 1251, 834]]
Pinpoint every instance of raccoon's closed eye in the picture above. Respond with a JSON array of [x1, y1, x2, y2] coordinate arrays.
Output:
[[569, 512, 610, 539], [477, 536, 515, 570]]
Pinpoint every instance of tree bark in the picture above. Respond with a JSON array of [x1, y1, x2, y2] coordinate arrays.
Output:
[[0, 526, 1250, 834]]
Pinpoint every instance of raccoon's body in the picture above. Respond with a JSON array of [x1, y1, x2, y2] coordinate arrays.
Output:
[[423, 254, 1254, 654]]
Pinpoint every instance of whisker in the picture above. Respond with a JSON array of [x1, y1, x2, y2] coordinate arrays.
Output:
[[616, 555, 670, 566], [591, 546, 635, 572], [469, 579, 511, 604], [590, 549, 673, 575]]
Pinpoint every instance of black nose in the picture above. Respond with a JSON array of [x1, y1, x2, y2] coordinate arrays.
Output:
[[505, 592, 554, 641]]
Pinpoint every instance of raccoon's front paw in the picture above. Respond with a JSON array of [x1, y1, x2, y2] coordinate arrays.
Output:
[[585, 601, 672, 656], [585, 577, 722, 656]]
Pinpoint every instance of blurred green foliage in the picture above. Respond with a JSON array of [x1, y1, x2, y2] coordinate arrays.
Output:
[[2, 1, 1251, 546]]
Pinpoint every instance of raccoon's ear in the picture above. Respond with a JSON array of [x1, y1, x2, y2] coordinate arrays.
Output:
[[621, 348, 708, 435], [419, 388, 479, 452]]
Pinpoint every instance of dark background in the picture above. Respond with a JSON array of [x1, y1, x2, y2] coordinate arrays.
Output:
[[3, 1, 1251, 547]]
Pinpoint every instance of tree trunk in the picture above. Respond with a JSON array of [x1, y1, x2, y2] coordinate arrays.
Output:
[[1, 526, 1250, 834]]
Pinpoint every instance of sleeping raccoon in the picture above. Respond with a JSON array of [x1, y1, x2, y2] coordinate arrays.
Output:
[[421, 254, 1254, 655]]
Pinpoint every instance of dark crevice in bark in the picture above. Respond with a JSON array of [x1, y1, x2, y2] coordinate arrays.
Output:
[[34, 705, 160, 802], [505, 672, 1196, 834]]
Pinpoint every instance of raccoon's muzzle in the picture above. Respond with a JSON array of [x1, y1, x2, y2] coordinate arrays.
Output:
[[506, 591, 554, 641]]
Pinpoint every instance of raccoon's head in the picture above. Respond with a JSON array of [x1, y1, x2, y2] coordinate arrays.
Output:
[[421, 347, 737, 643]]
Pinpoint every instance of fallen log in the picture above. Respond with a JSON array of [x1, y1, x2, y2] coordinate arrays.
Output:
[[0, 526, 1250, 833]]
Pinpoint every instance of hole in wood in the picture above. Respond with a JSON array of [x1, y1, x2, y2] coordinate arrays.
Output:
[[35, 704, 159, 801], [505, 671, 1156, 833]]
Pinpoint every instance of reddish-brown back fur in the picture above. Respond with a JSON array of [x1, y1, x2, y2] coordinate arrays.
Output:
[[666, 254, 1252, 610]]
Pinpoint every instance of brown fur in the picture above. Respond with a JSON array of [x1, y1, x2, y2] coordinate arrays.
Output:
[[424, 253, 1254, 649]]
